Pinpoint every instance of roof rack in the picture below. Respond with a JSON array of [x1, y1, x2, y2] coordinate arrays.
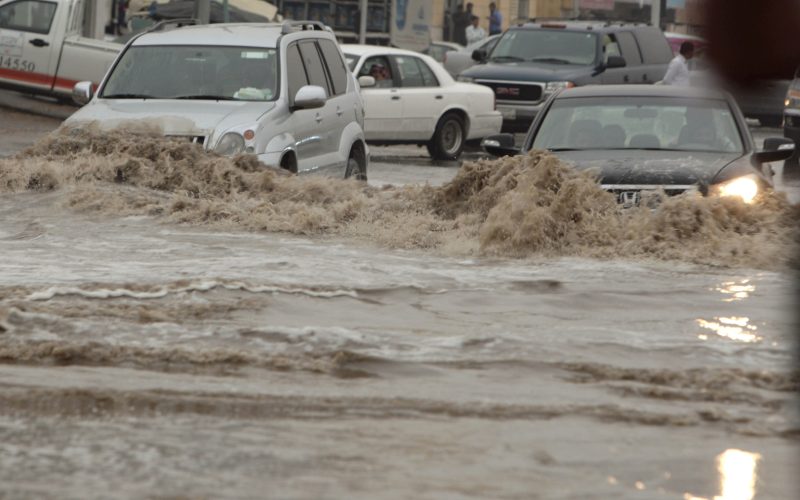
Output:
[[146, 18, 199, 33], [281, 20, 331, 34]]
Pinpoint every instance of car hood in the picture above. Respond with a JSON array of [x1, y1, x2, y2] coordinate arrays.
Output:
[[461, 61, 593, 82], [65, 99, 275, 136], [549, 150, 743, 185]]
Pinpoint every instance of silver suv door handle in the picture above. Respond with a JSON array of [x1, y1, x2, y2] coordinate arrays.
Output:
[[391, 96, 401, 100], [336, 107, 343, 116], [315, 113, 322, 123]]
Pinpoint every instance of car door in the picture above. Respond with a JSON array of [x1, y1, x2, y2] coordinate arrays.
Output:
[[357, 55, 402, 141], [600, 32, 643, 84], [391, 55, 442, 141], [284, 42, 325, 172], [317, 38, 353, 172], [0, 0, 58, 91]]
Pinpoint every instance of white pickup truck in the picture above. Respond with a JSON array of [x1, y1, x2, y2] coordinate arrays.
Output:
[[0, 0, 120, 99]]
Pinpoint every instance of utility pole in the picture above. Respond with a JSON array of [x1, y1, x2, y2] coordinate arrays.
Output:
[[195, 0, 210, 24], [359, 0, 368, 44], [572, 0, 580, 19], [650, 0, 662, 29]]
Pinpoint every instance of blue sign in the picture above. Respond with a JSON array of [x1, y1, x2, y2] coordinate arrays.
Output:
[[667, 0, 686, 8]]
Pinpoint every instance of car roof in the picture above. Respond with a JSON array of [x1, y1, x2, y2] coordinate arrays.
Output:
[[556, 85, 730, 100], [512, 22, 654, 34], [132, 23, 332, 48], [340, 44, 427, 57]]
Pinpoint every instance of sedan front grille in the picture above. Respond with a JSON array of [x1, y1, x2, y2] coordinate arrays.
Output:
[[601, 185, 698, 208], [475, 80, 543, 103]]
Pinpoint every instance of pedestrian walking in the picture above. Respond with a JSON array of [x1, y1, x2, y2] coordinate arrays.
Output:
[[488, 2, 502, 35], [662, 41, 694, 86], [465, 16, 486, 45]]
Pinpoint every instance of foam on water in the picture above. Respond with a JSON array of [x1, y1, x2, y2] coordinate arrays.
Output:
[[1, 126, 797, 268]]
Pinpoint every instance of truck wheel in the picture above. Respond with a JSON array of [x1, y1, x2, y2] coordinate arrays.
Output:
[[427, 113, 465, 160]]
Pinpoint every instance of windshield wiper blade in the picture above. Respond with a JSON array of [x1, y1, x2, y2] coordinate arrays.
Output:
[[102, 93, 154, 99], [529, 57, 572, 64], [489, 55, 525, 62], [173, 95, 237, 101]]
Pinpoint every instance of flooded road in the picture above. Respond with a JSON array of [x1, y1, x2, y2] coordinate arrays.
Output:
[[0, 119, 798, 499]]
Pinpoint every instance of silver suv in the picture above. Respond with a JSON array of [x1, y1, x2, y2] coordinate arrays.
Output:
[[67, 21, 368, 179]]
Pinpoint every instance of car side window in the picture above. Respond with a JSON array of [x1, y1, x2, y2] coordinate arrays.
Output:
[[417, 59, 439, 87], [286, 43, 309, 103], [358, 56, 394, 88], [298, 41, 330, 96], [318, 39, 348, 96], [395, 56, 435, 88], [616, 32, 643, 66], [603, 34, 622, 63], [0, 0, 57, 34]]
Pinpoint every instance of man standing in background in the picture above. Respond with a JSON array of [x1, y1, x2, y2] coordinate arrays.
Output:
[[662, 41, 694, 86], [488, 2, 502, 36], [466, 15, 486, 45]]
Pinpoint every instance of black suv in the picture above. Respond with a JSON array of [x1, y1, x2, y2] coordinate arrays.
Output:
[[783, 67, 800, 167], [458, 22, 673, 132]]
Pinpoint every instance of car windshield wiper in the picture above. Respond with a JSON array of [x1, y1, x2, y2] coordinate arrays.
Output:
[[102, 93, 155, 99], [529, 57, 572, 64], [173, 95, 237, 101], [489, 55, 525, 62]]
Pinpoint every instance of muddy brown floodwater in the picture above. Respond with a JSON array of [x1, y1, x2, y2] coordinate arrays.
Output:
[[0, 126, 798, 499]]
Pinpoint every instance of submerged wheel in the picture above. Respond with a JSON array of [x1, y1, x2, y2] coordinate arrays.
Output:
[[427, 113, 465, 161], [345, 144, 367, 181]]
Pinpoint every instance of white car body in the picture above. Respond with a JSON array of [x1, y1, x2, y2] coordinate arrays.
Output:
[[342, 44, 502, 159], [443, 34, 501, 77], [0, 0, 120, 98], [66, 23, 368, 178]]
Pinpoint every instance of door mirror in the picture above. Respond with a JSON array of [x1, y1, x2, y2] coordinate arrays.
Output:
[[472, 49, 487, 62], [481, 134, 520, 157], [358, 75, 376, 88], [293, 85, 326, 110], [72, 81, 93, 105], [753, 137, 795, 163], [606, 55, 626, 69]]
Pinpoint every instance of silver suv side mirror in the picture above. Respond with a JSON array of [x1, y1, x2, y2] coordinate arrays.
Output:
[[72, 81, 93, 105], [293, 85, 326, 110]]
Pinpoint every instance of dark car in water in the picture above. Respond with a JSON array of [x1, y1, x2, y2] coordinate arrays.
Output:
[[783, 67, 800, 166], [482, 85, 794, 207], [459, 22, 674, 132]]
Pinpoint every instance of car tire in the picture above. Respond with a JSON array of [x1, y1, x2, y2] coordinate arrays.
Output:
[[427, 113, 465, 161], [345, 145, 367, 181]]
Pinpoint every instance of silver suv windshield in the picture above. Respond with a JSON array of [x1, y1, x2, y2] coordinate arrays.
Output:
[[490, 29, 598, 65], [101, 45, 279, 101], [531, 96, 745, 154]]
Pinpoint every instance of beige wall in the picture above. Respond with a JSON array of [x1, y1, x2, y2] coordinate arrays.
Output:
[[429, 0, 574, 41]]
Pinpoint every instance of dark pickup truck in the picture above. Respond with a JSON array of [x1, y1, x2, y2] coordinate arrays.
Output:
[[458, 22, 674, 132]]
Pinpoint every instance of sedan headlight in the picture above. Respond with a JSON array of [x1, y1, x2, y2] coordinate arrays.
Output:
[[214, 132, 245, 156], [545, 81, 575, 92], [457, 76, 475, 83], [712, 175, 760, 204]]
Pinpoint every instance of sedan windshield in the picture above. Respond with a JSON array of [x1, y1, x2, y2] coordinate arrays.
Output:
[[490, 30, 598, 65], [101, 46, 278, 101], [531, 96, 744, 154]]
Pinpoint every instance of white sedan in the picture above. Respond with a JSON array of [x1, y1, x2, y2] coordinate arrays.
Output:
[[342, 45, 502, 160]]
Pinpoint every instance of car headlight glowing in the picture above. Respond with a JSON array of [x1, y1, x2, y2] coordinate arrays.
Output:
[[545, 81, 575, 92], [457, 76, 475, 83], [714, 175, 759, 204], [214, 132, 245, 156]]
